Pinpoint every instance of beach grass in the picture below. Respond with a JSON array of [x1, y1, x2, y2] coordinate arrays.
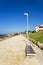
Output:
[[23, 32, 43, 43]]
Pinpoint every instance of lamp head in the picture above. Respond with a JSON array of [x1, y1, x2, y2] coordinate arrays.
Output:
[[24, 13, 28, 16]]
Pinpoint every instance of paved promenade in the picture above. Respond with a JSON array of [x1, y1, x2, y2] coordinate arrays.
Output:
[[0, 35, 43, 65]]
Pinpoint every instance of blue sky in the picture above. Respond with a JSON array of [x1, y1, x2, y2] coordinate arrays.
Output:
[[0, 0, 43, 34]]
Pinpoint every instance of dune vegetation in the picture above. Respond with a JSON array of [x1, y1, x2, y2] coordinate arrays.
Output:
[[29, 32, 43, 43]]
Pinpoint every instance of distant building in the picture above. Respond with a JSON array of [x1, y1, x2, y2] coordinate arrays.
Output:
[[35, 25, 43, 32]]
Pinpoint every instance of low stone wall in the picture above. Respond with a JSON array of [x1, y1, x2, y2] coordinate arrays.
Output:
[[37, 42, 43, 50], [29, 38, 43, 50]]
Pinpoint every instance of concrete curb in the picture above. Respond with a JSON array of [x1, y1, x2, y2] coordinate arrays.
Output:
[[29, 38, 43, 50]]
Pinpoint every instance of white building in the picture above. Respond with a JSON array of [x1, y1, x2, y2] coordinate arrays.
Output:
[[35, 25, 43, 32]]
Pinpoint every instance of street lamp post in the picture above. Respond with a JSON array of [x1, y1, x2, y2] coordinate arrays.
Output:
[[24, 13, 28, 38]]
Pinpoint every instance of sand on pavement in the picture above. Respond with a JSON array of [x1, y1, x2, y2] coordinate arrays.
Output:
[[0, 35, 43, 65]]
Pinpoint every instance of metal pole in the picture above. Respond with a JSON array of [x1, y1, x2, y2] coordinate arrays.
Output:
[[27, 14, 28, 38]]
